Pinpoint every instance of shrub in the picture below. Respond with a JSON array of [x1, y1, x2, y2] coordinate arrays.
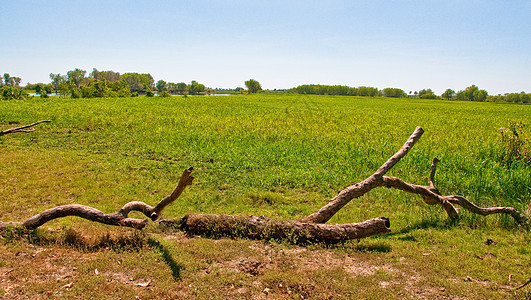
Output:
[[158, 90, 171, 97], [500, 122, 530, 164], [0, 86, 28, 100]]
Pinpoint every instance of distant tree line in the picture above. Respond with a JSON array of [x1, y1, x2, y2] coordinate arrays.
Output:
[[289, 83, 527, 103], [291, 84, 381, 97], [382, 88, 407, 98], [487, 92, 530, 103], [1, 69, 528, 104], [155, 79, 206, 97]]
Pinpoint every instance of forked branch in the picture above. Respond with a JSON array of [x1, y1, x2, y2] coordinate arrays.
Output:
[[298, 126, 451, 223], [299, 127, 525, 225]]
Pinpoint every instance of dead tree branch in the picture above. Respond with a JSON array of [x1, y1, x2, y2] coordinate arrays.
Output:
[[297, 127, 526, 225], [298, 126, 451, 223], [515, 277, 531, 290], [1, 168, 194, 230], [0, 120, 51, 136], [21, 204, 149, 229]]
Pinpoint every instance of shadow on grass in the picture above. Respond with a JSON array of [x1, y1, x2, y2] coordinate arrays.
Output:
[[350, 242, 392, 253], [0, 227, 147, 252], [380, 218, 460, 239], [147, 238, 183, 280], [326, 238, 392, 253]]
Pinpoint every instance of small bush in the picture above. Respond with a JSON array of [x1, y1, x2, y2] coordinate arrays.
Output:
[[500, 121, 530, 164], [0, 86, 28, 100], [158, 90, 171, 97]]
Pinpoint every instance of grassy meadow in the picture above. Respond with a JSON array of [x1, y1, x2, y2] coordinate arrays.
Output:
[[1, 94, 530, 299]]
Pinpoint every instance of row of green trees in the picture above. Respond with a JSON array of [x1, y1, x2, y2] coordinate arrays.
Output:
[[2, 69, 261, 100], [290, 84, 501, 102], [487, 92, 530, 104], [291, 84, 380, 97], [11, 68, 213, 99], [1, 69, 528, 103], [26, 69, 134, 98], [155, 80, 206, 96]]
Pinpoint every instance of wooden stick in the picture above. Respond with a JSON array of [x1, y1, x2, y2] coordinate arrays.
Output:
[[515, 277, 531, 290], [0, 120, 51, 136]]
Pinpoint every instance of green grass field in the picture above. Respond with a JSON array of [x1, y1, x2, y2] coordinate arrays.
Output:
[[1, 94, 530, 299]]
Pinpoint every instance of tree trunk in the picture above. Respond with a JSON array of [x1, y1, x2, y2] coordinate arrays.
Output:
[[162, 214, 390, 244]]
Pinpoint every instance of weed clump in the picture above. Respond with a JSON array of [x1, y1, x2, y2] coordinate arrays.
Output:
[[500, 121, 530, 164]]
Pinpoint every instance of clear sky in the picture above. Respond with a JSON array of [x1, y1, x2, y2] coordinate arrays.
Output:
[[1, 0, 530, 95]]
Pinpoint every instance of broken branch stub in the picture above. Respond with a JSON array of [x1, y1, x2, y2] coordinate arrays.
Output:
[[117, 167, 195, 220]]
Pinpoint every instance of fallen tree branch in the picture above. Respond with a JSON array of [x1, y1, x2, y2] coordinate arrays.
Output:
[[380, 175, 527, 223], [298, 127, 526, 225], [0, 120, 51, 136], [515, 277, 531, 290], [445, 195, 527, 224], [298, 126, 453, 223], [1, 168, 194, 230], [21, 204, 149, 229]]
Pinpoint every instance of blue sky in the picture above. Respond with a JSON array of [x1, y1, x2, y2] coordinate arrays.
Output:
[[1, 0, 530, 94]]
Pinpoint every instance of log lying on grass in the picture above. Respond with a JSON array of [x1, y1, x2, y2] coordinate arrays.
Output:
[[1, 126, 527, 244], [161, 214, 391, 244], [0, 120, 51, 136]]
